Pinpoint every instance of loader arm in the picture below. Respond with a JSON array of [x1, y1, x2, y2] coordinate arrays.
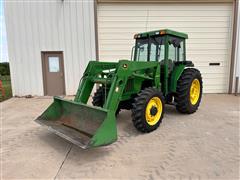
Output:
[[36, 60, 161, 149], [104, 60, 161, 113], [74, 61, 118, 103], [74, 60, 161, 114]]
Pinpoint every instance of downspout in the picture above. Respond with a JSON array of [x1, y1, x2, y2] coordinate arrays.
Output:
[[234, 1, 239, 95], [94, 0, 99, 61], [229, 0, 239, 93]]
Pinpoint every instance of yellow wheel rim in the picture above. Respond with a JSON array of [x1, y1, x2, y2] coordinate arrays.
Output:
[[190, 79, 200, 105], [145, 97, 162, 126]]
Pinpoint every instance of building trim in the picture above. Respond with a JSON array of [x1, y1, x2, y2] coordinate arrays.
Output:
[[229, 0, 238, 93], [41, 52, 47, 95], [94, 0, 99, 61]]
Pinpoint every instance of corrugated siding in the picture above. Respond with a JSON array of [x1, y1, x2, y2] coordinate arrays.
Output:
[[98, 3, 233, 93], [4, 0, 96, 96]]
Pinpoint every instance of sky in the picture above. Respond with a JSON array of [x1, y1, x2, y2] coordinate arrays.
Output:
[[0, 0, 8, 62]]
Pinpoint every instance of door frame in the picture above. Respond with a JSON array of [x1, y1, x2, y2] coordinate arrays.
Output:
[[41, 51, 66, 95]]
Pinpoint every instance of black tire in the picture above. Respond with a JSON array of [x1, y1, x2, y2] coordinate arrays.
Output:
[[92, 86, 106, 107], [92, 86, 120, 115], [175, 68, 203, 114], [131, 87, 165, 133]]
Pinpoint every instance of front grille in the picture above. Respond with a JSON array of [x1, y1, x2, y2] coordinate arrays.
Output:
[[124, 79, 134, 92]]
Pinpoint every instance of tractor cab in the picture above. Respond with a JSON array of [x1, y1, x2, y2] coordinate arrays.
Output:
[[132, 29, 192, 95], [132, 29, 187, 64], [133, 29, 188, 73]]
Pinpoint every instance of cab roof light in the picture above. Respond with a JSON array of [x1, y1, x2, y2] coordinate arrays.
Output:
[[134, 34, 141, 39], [160, 31, 166, 35]]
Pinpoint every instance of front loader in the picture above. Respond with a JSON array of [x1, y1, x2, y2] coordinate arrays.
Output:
[[36, 29, 203, 149]]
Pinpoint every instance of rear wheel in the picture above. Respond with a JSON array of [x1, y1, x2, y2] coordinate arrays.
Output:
[[132, 87, 165, 133], [92, 86, 120, 115], [175, 68, 203, 114]]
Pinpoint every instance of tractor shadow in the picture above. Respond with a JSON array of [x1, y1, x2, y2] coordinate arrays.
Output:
[[36, 106, 186, 170], [116, 105, 184, 136], [36, 105, 184, 165], [117, 110, 141, 137], [164, 104, 183, 115]]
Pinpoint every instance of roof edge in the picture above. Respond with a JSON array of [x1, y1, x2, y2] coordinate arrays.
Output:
[[134, 29, 188, 39]]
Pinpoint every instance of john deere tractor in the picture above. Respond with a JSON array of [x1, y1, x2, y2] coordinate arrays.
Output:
[[36, 29, 203, 149]]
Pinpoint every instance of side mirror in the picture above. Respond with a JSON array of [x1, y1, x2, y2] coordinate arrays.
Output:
[[131, 46, 135, 61]]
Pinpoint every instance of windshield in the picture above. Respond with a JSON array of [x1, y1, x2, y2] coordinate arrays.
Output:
[[134, 37, 165, 62]]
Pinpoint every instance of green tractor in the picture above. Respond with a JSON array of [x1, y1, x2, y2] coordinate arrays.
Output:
[[36, 29, 203, 149]]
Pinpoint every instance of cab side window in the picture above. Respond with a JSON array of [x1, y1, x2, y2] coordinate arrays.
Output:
[[150, 43, 157, 61], [168, 43, 177, 61], [135, 38, 148, 61], [168, 37, 184, 61], [179, 41, 184, 61], [149, 37, 165, 62]]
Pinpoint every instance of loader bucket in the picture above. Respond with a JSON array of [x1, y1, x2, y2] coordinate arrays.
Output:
[[35, 97, 117, 149]]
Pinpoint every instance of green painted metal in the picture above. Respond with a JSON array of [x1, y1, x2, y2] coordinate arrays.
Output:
[[134, 29, 188, 39], [36, 29, 192, 149], [163, 35, 169, 95], [35, 97, 114, 149], [169, 64, 186, 92]]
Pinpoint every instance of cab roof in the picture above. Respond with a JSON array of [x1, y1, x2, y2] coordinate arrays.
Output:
[[134, 29, 188, 39]]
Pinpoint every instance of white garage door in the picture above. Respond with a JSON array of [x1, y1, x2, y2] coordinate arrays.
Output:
[[97, 3, 233, 93]]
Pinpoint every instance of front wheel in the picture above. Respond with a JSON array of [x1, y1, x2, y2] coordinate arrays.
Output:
[[131, 87, 165, 133], [92, 86, 120, 115], [175, 68, 203, 114]]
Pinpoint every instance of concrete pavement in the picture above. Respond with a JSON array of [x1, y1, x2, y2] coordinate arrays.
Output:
[[1, 94, 239, 179]]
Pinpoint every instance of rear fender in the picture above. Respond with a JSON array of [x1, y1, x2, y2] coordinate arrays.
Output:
[[169, 64, 186, 93]]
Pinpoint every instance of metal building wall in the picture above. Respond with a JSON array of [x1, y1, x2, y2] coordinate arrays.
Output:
[[4, 0, 96, 96]]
